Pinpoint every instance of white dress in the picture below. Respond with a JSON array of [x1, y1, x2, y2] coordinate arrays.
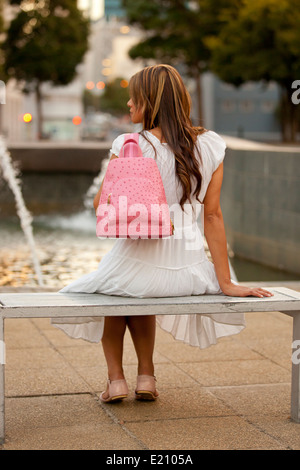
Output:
[[52, 131, 245, 348]]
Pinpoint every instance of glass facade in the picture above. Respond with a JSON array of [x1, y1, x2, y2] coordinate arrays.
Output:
[[104, 0, 125, 19]]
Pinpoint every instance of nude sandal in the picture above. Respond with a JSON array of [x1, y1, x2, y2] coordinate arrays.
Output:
[[100, 379, 128, 403], [135, 375, 159, 401]]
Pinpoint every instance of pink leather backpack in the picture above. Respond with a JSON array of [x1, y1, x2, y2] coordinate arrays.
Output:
[[96, 133, 174, 239]]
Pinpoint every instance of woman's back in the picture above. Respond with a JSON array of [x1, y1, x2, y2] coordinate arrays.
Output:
[[87, 129, 226, 300], [110, 130, 226, 210]]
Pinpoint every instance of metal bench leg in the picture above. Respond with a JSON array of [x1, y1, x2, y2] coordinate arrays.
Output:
[[0, 317, 4, 444], [291, 312, 300, 423]]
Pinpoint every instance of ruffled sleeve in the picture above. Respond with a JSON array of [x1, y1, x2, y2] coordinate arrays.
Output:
[[109, 133, 126, 158], [196, 131, 227, 201], [198, 130, 226, 173]]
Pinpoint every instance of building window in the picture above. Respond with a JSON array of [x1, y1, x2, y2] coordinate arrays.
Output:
[[261, 101, 276, 113], [239, 100, 255, 113], [221, 100, 236, 113]]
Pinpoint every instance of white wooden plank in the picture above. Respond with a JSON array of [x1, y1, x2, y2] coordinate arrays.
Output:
[[272, 287, 300, 300], [0, 288, 300, 319], [1, 286, 300, 306], [0, 287, 298, 307]]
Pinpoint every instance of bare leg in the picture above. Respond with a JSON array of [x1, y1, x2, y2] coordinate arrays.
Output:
[[101, 316, 127, 399], [127, 315, 156, 376]]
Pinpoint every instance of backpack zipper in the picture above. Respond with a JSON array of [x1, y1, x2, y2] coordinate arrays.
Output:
[[170, 218, 174, 234]]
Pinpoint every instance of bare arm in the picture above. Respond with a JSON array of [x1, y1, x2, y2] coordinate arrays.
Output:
[[93, 154, 118, 214], [203, 164, 272, 298]]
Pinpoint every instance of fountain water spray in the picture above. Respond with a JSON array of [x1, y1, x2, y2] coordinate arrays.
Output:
[[84, 156, 110, 210], [0, 136, 44, 287]]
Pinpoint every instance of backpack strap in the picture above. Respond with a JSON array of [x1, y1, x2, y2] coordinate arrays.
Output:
[[119, 133, 143, 158]]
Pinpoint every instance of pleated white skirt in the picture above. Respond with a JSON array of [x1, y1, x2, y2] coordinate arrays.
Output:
[[52, 226, 245, 349]]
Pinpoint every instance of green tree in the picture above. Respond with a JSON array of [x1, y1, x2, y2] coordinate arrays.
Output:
[[207, 0, 300, 142], [122, 0, 221, 124], [0, 0, 4, 76], [99, 78, 130, 116], [2, 0, 90, 139], [122, 0, 241, 124]]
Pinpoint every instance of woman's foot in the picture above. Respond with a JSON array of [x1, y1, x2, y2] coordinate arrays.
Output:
[[135, 375, 159, 401], [100, 379, 129, 403]]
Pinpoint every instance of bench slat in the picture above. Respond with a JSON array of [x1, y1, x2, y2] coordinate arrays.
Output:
[[0, 287, 300, 319]]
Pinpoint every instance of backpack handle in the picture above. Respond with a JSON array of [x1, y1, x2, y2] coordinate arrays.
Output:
[[119, 133, 143, 158]]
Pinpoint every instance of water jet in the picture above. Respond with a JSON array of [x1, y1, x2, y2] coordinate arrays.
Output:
[[0, 136, 44, 286]]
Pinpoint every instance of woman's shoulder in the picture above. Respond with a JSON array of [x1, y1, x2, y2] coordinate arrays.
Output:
[[196, 130, 227, 172], [197, 130, 226, 148]]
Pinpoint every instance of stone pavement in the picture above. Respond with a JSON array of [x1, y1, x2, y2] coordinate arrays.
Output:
[[1, 282, 300, 450]]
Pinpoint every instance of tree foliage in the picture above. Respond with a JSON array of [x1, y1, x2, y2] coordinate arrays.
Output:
[[99, 78, 130, 116], [122, 0, 216, 121], [206, 0, 300, 140], [2, 0, 90, 138], [208, 0, 300, 87], [123, 0, 300, 141], [123, 1, 206, 70], [0, 0, 5, 81], [122, 0, 241, 122]]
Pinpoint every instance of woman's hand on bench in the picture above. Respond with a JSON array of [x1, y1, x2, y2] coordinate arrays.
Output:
[[220, 282, 273, 298]]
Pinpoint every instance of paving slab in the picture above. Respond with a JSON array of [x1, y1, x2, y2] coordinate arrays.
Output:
[[1, 282, 300, 450], [179, 359, 291, 387], [125, 416, 286, 450], [207, 383, 291, 417], [4, 395, 144, 450], [106, 386, 236, 423]]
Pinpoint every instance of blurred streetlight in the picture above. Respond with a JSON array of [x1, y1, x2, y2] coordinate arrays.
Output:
[[120, 25, 130, 34], [72, 116, 82, 125], [97, 81, 105, 90], [23, 113, 32, 123], [102, 68, 112, 77], [86, 81, 95, 90], [102, 59, 112, 67], [120, 79, 129, 88]]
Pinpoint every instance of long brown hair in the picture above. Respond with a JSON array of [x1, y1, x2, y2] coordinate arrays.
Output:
[[129, 64, 207, 208]]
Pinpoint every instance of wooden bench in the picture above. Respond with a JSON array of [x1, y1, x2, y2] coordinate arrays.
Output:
[[1, 286, 300, 444]]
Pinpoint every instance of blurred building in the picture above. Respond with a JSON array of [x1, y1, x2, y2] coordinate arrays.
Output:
[[202, 73, 281, 141], [0, 79, 23, 142], [78, 0, 104, 21], [104, 0, 125, 19], [0, 4, 24, 142], [81, 14, 145, 87], [1, 0, 145, 142], [0, 0, 282, 142]]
